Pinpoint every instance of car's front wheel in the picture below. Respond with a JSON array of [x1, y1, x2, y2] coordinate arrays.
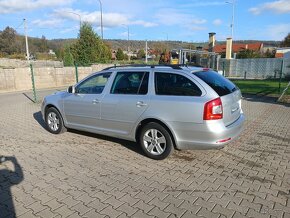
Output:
[[45, 107, 66, 134], [139, 122, 173, 160]]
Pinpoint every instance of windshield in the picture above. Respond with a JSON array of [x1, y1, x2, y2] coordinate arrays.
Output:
[[194, 71, 237, 96]]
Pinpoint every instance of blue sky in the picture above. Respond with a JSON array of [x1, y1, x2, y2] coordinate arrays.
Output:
[[0, 0, 289, 42]]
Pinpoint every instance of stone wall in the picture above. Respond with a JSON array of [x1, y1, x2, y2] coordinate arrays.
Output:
[[0, 64, 113, 93], [0, 58, 64, 68]]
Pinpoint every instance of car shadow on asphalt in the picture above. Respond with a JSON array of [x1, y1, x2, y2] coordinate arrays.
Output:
[[243, 94, 290, 107], [0, 156, 24, 217], [33, 111, 47, 129], [33, 111, 146, 157]]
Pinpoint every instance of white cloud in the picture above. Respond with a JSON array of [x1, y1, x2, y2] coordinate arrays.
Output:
[[190, 25, 207, 31], [155, 8, 207, 31], [0, 0, 73, 14], [54, 9, 156, 28], [191, 19, 207, 25], [60, 26, 78, 34], [32, 19, 62, 27], [249, 0, 290, 15], [130, 20, 158, 27], [213, 19, 222, 26], [181, 1, 227, 7], [119, 31, 135, 38], [266, 23, 290, 40]]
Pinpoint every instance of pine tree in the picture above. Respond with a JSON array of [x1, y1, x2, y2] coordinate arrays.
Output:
[[116, 48, 124, 60], [281, 33, 290, 47], [71, 22, 111, 66], [63, 46, 74, 66]]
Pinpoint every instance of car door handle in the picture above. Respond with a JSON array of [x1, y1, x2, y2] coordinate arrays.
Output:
[[136, 101, 147, 107], [92, 99, 100, 104]]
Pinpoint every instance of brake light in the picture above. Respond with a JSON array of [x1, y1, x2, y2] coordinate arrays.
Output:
[[204, 97, 223, 120]]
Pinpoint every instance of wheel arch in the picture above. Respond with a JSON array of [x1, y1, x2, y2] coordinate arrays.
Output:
[[44, 104, 64, 123], [135, 118, 178, 150]]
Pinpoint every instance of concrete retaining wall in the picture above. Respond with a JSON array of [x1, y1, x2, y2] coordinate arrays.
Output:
[[0, 64, 113, 93], [0, 58, 64, 68]]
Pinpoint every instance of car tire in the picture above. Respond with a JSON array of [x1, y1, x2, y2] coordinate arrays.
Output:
[[139, 122, 173, 160], [45, 107, 66, 134]]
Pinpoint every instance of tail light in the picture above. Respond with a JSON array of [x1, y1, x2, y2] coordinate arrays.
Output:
[[204, 97, 223, 120]]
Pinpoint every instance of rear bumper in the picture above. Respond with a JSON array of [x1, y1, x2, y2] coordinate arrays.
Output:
[[172, 113, 245, 150]]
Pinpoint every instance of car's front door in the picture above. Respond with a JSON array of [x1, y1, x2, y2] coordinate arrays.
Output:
[[100, 71, 150, 136], [63, 72, 111, 130]]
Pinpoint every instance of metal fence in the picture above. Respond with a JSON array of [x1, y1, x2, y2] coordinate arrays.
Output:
[[217, 58, 290, 79]]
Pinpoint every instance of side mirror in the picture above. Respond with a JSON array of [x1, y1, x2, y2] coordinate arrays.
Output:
[[67, 86, 75, 93]]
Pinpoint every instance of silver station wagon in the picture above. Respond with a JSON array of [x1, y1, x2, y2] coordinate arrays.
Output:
[[41, 65, 245, 160]]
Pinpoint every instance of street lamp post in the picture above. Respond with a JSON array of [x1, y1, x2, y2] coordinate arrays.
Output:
[[122, 24, 130, 61], [23, 19, 30, 62], [67, 11, 82, 30], [226, 0, 235, 39], [97, 0, 104, 39], [163, 32, 169, 50]]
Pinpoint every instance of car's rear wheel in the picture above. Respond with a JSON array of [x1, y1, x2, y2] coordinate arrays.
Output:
[[45, 107, 66, 134], [139, 122, 173, 160]]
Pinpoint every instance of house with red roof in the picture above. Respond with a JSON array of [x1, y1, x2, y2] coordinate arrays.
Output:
[[212, 42, 263, 54]]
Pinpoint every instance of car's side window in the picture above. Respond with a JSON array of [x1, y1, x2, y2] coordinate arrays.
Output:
[[75, 72, 111, 94], [155, 72, 202, 96], [111, 71, 149, 95]]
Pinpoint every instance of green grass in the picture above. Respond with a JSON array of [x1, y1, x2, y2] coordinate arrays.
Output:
[[230, 79, 290, 96]]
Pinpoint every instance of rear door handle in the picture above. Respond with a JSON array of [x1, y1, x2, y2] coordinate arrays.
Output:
[[136, 101, 147, 107], [92, 99, 100, 104]]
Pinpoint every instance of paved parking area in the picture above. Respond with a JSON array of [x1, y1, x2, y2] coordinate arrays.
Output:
[[0, 90, 289, 218]]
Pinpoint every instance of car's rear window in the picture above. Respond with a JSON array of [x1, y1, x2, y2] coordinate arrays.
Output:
[[194, 71, 237, 96]]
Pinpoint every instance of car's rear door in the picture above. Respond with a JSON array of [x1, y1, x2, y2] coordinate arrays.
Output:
[[149, 71, 205, 124], [100, 70, 150, 136]]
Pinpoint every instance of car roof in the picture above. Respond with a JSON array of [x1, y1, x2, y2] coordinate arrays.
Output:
[[102, 64, 206, 73]]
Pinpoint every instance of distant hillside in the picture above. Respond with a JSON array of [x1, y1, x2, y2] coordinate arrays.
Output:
[[48, 38, 207, 52], [0, 25, 282, 60], [48, 38, 281, 52]]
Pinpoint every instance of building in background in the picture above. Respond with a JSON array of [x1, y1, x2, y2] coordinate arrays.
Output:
[[275, 48, 290, 58]]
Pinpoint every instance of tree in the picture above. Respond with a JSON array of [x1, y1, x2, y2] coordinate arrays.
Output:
[[0, 26, 20, 55], [137, 49, 145, 59], [39, 35, 48, 52], [63, 46, 74, 66], [236, 49, 261, 59], [159, 51, 170, 64], [263, 49, 275, 58], [281, 33, 290, 47], [116, 48, 124, 60], [71, 22, 111, 66]]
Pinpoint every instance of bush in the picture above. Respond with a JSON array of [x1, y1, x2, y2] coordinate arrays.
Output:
[[8, 53, 25, 60]]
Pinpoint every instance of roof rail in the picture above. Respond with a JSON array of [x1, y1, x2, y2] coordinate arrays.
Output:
[[102, 64, 183, 71]]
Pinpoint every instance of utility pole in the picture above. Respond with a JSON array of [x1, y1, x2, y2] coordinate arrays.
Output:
[[122, 24, 130, 61], [23, 18, 30, 61], [98, 0, 103, 39], [24, 18, 37, 102], [145, 40, 148, 63], [189, 43, 192, 63]]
